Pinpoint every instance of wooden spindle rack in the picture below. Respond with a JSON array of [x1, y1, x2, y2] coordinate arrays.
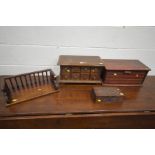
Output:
[[2, 69, 59, 106]]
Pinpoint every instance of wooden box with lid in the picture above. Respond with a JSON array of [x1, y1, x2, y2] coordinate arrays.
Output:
[[92, 87, 124, 103], [102, 59, 151, 86], [58, 55, 104, 84]]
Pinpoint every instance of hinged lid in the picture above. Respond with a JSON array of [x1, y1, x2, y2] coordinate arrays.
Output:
[[58, 55, 104, 66], [93, 87, 124, 97], [102, 59, 151, 71]]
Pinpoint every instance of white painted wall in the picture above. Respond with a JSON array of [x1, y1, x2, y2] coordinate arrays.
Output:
[[0, 26, 154, 75]]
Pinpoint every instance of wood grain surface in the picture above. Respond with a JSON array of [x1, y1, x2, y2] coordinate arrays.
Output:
[[0, 76, 155, 128]]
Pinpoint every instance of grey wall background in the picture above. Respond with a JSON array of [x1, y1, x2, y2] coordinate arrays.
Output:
[[0, 26, 154, 75]]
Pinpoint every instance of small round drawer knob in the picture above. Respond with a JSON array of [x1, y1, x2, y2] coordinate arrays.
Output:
[[136, 74, 139, 77], [97, 99, 102, 102], [12, 99, 18, 102], [120, 93, 124, 96], [113, 73, 117, 76], [66, 69, 70, 73]]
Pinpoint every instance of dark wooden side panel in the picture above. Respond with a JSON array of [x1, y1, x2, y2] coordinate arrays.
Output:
[[0, 113, 155, 129]]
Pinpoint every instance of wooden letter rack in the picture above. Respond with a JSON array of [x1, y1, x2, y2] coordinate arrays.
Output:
[[2, 69, 59, 106]]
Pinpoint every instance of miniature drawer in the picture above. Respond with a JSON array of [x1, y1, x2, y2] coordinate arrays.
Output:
[[61, 73, 71, 80], [104, 79, 143, 84], [81, 67, 90, 73], [106, 71, 146, 79], [91, 67, 100, 73], [104, 70, 148, 85], [81, 73, 90, 80], [72, 67, 80, 73], [95, 96, 124, 103], [71, 73, 80, 80], [90, 73, 100, 81], [61, 66, 71, 73]]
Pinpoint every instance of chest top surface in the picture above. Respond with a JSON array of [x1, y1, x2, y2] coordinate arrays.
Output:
[[93, 87, 123, 97], [102, 59, 151, 71], [58, 55, 104, 66]]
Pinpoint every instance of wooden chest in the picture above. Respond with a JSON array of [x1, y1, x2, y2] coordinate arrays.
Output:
[[92, 87, 124, 103], [58, 55, 104, 84], [102, 59, 151, 86]]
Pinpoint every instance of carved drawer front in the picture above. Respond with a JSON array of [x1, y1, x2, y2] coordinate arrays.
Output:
[[61, 73, 71, 80], [81, 73, 90, 80], [71, 73, 80, 80], [81, 67, 90, 73], [91, 67, 100, 73], [90, 74, 100, 81], [96, 97, 123, 103], [72, 67, 80, 73], [61, 66, 71, 73], [104, 79, 143, 84], [106, 71, 146, 79]]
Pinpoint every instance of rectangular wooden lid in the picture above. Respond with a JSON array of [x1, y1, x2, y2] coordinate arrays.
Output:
[[93, 87, 124, 97], [102, 59, 151, 71], [58, 55, 104, 66]]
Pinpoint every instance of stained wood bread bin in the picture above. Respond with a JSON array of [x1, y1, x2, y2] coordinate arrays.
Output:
[[102, 59, 151, 86]]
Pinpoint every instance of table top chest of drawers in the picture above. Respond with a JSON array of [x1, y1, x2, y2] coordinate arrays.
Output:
[[58, 55, 104, 84], [102, 59, 151, 86]]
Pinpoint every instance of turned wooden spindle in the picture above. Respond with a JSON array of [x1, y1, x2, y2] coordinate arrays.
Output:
[[4, 80, 10, 92], [52, 79, 59, 90], [45, 70, 48, 83], [38, 72, 41, 85], [50, 70, 56, 80], [9, 78, 15, 91], [29, 74, 33, 87], [33, 73, 38, 86], [49, 70, 59, 90], [3, 82, 12, 103], [24, 75, 29, 88], [19, 76, 25, 89], [15, 77, 20, 90], [42, 71, 45, 84]]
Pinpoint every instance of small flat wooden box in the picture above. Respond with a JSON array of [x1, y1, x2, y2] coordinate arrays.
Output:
[[58, 55, 104, 84], [92, 87, 124, 103], [102, 59, 151, 86]]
